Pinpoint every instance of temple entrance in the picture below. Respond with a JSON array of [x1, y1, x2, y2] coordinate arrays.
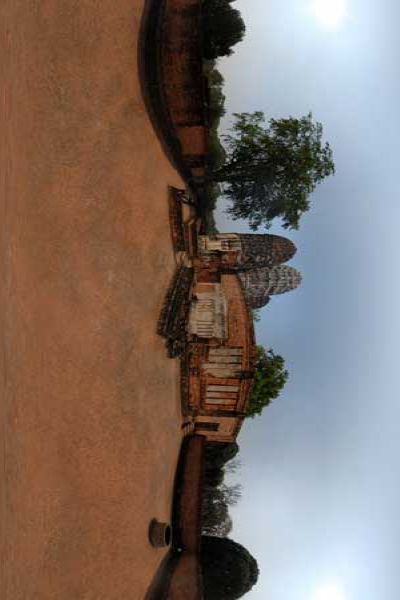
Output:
[[188, 284, 227, 339], [199, 234, 241, 254]]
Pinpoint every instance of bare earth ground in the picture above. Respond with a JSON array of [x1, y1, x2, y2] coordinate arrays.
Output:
[[0, 1, 185, 598]]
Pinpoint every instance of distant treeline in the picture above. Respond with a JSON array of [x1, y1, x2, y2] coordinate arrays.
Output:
[[202, 0, 246, 61], [199, 2, 335, 597], [201, 0, 335, 235], [202, 0, 245, 234], [201, 441, 259, 599], [202, 441, 240, 538]]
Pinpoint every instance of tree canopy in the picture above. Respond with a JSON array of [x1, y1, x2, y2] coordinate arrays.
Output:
[[214, 111, 335, 230], [202, 482, 242, 537], [201, 535, 259, 599], [206, 65, 226, 124], [246, 346, 289, 418], [205, 441, 239, 470], [201, 485, 234, 537], [204, 63, 227, 172], [202, 443, 242, 537], [202, 0, 246, 60]]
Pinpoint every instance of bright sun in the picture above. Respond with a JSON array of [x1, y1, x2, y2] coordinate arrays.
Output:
[[313, 0, 347, 29], [313, 582, 347, 600]]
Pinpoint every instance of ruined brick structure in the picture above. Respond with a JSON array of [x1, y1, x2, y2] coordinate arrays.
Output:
[[186, 272, 256, 442], [198, 233, 297, 271], [239, 265, 302, 309], [139, 0, 209, 196], [141, 0, 302, 443], [185, 232, 300, 441], [161, 0, 208, 191], [140, 0, 304, 594]]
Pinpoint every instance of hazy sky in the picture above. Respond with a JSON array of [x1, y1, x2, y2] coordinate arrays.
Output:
[[215, 2, 400, 599]]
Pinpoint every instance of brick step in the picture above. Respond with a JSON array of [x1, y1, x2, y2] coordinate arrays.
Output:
[[157, 266, 194, 358]]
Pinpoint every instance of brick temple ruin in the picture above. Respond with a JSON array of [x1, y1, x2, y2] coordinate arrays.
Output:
[[140, 1, 302, 442], [159, 189, 301, 443], [139, 0, 303, 597]]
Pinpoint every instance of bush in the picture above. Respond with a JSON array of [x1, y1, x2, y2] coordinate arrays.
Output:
[[201, 536, 259, 599], [205, 442, 239, 470], [202, 0, 246, 60]]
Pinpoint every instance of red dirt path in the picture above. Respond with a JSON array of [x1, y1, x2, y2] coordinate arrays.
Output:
[[1, 1, 185, 598]]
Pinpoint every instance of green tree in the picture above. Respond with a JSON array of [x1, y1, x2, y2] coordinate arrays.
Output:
[[202, 0, 246, 60], [206, 65, 226, 124], [246, 346, 289, 418], [205, 65, 227, 170], [204, 467, 225, 488], [202, 491, 232, 537], [205, 442, 239, 470], [202, 483, 242, 537], [201, 536, 259, 599], [214, 111, 335, 230]]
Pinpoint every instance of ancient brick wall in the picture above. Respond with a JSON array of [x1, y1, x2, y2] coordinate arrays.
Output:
[[168, 554, 203, 600], [175, 434, 205, 552], [168, 434, 205, 599], [145, 436, 205, 600], [185, 274, 255, 440], [161, 0, 208, 188], [220, 274, 255, 369], [139, 0, 208, 192]]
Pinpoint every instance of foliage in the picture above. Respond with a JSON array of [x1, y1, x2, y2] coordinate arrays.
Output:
[[205, 442, 239, 470], [246, 346, 289, 418], [201, 535, 259, 599], [214, 111, 335, 230], [202, 475, 242, 537], [202, 0, 246, 60], [202, 488, 233, 537], [203, 203, 220, 235], [206, 64, 226, 124], [219, 483, 242, 506], [224, 457, 241, 475], [204, 467, 226, 488], [201, 62, 227, 233], [204, 61, 227, 171], [202, 443, 241, 537], [202, 484, 241, 536]]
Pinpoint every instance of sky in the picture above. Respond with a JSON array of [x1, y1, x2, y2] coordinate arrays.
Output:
[[215, 2, 400, 599]]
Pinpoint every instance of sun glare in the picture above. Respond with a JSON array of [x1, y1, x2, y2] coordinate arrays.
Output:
[[313, 582, 347, 600], [313, 0, 347, 29], [312, 583, 346, 600]]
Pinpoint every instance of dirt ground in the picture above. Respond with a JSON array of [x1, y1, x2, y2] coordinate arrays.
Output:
[[0, 1, 185, 598]]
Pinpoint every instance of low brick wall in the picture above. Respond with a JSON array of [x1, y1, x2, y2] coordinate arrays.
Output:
[[173, 434, 205, 552], [161, 0, 208, 190], [168, 554, 203, 600], [168, 434, 205, 599], [145, 435, 205, 600], [139, 0, 208, 196]]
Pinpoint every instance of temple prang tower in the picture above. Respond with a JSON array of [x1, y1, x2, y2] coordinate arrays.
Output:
[[198, 233, 297, 271], [195, 232, 301, 309]]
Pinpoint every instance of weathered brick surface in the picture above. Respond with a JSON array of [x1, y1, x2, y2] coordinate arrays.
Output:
[[145, 436, 205, 599], [221, 275, 255, 368], [167, 435, 205, 599], [186, 275, 255, 440], [161, 0, 208, 182], [168, 554, 203, 600]]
